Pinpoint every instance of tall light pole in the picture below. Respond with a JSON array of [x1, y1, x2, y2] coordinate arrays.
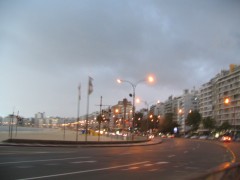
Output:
[[117, 75, 154, 135]]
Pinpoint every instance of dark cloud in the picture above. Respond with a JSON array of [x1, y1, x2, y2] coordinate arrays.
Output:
[[1, 0, 239, 117]]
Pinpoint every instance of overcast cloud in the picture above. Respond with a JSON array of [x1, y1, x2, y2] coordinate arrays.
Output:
[[1, 0, 240, 117]]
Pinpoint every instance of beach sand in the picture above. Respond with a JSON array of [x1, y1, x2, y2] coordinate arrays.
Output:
[[0, 126, 127, 142]]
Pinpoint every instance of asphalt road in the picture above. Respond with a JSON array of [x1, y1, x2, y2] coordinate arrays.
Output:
[[0, 138, 237, 180]]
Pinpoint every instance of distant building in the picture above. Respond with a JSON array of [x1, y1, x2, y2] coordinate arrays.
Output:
[[177, 89, 199, 133], [153, 102, 165, 117], [34, 112, 46, 127], [2, 115, 18, 125], [110, 99, 132, 130], [164, 96, 174, 114], [163, 89, 199, 133]]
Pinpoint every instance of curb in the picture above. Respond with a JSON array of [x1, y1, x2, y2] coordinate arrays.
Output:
[[0, 138, 162, 148]]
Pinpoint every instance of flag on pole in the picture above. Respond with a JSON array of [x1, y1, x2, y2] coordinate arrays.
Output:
[[78, 84, 81, 100], [88, 77, 93, 95]]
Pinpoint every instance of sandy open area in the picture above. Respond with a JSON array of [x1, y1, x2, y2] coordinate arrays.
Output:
[[0, 126, 129, 142]]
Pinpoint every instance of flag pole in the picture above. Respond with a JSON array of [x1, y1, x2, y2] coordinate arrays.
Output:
[[85, 77, 93, 142], [85, 93, 89, 141], [76, 84, 81, 142]]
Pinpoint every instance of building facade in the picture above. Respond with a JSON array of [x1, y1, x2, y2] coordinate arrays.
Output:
[[176, 89, 199, 133], [199, 64, 240, 128], [110, 99, 132, 130]]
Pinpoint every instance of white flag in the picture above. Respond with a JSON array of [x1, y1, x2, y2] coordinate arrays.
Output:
[[88, 77, 93, 95]]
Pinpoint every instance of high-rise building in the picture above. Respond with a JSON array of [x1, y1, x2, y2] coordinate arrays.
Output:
[[110, 99, 132, 130], [199, 64, 240, 128], [176, 89, 199, 133], [34, 112, 46, 127], [162, 89, 199, 133]]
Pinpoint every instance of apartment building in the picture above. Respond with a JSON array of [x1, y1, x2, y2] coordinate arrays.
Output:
[[177, 89, 199, 133], [162, 89, 199, 133], [110, 99, 132, 130], [215, 64, 240, 127], [200, 81, 213, 119], [199, 64, 240, 128]]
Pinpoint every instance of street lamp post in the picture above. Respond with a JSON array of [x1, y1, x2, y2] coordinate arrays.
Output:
[[117, 76, 154, 139], [117, 79, 136, 129]]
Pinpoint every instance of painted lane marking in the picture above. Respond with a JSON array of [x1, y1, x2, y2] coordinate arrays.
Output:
[[0, 153, 16, 155], [168, 155, 176, 158], [17, 161, 150, 180], [0, 151, 73, 155], [0, 157, 91, 165], [16, 166, 34, 169], [122, 166, 140, 170], [71, 161, 96, 164]]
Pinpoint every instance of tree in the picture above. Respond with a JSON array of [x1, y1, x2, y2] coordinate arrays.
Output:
[[96, 114, 104, 124], [159, 113, 179, 134], [134, 112, 144, 131], [202, 117, 216, 130], [217, 121, 231, 132], [186, 110, 201, 131]]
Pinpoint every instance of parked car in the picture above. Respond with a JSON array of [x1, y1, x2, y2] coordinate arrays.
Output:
[[184, 134, 191, 138], [199, 135, 208, 140], [190, 135, 199, 139], [167, 134, 175, 138]]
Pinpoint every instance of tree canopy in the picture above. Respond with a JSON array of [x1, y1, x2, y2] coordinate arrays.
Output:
[[159, 113, 179, 134], [202, 117, 216, 130], [186, 110, 201, 131], [217, 121, 231, 131]]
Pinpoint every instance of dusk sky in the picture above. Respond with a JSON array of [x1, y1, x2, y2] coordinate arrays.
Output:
[[1, 0, 240, 118]]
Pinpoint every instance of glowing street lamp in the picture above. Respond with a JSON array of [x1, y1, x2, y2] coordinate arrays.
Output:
[[117, 75, 155, 133], [178, 109, 183, 114], [224, 98, 230, 105]]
